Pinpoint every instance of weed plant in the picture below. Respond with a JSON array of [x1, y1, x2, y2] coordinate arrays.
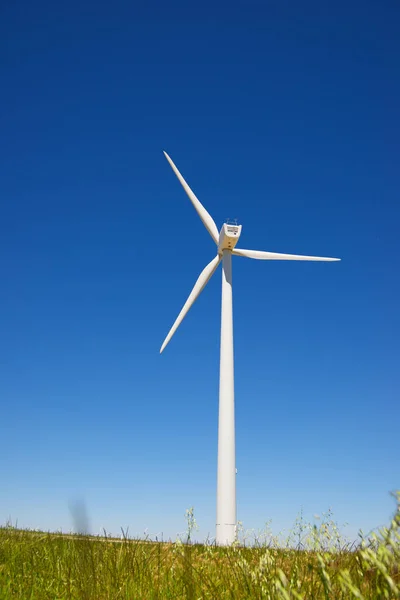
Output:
[[0, 493, 399, 599]]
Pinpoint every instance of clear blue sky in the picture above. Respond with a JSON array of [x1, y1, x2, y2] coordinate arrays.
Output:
[[1, 0, 399, 542]]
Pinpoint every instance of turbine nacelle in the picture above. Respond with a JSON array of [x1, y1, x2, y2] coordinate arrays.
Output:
[[218, 223, 242, 254]]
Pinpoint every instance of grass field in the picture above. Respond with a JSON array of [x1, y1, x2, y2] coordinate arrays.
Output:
[[1, 494, 399, 599]]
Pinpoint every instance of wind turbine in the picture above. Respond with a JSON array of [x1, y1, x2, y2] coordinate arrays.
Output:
[[160, 151, 340, 545]]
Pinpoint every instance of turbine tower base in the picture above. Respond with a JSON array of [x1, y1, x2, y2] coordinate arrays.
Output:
[[216, 523, 237, 546]]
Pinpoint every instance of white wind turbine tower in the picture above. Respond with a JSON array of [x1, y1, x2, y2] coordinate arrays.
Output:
[[160, 151, 340, 545]]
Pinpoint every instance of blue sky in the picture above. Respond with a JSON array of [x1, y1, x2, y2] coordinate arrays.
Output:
[[0, 0, 399, 542]]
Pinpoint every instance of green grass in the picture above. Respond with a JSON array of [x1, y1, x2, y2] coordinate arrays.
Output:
[[1, 493, 399, 599]]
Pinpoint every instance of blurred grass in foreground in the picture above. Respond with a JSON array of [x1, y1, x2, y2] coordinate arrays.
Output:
[[0, 493, 399, 599]]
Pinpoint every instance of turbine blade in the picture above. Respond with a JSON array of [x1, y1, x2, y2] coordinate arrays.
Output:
[[160, 255, 221, 353], [232, 248, 341, 261], [163, 151, 220, 244]]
